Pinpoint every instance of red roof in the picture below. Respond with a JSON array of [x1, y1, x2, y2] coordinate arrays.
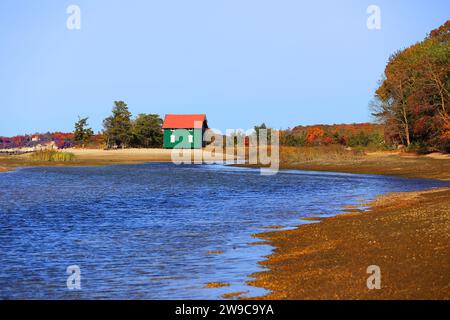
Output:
[[162, 114, 207, 129]]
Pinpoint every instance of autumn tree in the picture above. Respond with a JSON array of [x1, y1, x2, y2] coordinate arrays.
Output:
[[372, 20, 449, 152], [305, 127, 325, 145], [73, 117, 93, 148], [103, 101, 132, 148], [373, 55, 414, 147]]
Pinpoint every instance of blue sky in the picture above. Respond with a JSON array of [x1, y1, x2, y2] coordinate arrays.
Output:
[[0, 0, 448, 136]]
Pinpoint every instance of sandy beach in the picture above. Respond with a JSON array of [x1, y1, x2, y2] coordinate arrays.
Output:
[[0, 148, 229, 172], [248, 187, 450, 299]]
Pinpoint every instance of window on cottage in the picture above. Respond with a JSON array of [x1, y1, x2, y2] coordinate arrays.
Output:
[[188, 135, 193, 143], [170, 134, 175, 143]]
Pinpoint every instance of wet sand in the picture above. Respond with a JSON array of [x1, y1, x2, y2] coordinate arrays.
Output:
[[240, 150, 450, 299], [248, 188, 450, 299]]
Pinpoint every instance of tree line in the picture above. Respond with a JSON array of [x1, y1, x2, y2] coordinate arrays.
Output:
[[371, 20, 449, 153], [74, 101, 163, 148], [0, 132, 74, 149], [75, 20, 449, 154], [280, 124, 384, 148]]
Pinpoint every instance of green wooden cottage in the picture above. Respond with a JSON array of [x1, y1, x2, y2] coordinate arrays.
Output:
[[162, 114, 208, 149]]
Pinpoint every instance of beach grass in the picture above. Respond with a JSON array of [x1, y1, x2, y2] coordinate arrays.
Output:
[[280, 145, 364, 162], [29, 150, 76, 162]]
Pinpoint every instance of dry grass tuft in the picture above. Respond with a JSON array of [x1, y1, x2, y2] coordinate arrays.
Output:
[[30, 150, 75, 162]]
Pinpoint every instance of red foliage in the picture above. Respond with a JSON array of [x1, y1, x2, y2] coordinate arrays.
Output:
[[289, 123, 384, 146], [305, 127, 325, 145], [0, 132, 74, 149]]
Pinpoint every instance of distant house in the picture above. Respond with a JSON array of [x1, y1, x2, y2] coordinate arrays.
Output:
[[35, 141, 57, 151], [31, 136, 39, 142], [162, 114, 208, 149]]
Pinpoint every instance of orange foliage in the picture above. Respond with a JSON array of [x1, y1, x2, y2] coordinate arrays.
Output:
[[306, 127, 325, 145]]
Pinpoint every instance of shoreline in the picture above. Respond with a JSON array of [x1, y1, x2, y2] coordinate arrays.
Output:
[[247, 187, 450, 299], [1, 148, 449, 180]]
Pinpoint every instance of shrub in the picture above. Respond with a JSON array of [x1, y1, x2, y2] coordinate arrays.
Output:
[[348, 131, 384, 147]]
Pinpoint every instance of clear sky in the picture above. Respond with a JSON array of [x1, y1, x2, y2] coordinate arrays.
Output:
[[0, 0, 448, 136]]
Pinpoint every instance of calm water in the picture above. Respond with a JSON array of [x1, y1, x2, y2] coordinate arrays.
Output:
[[0, 163, 448, 299]]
